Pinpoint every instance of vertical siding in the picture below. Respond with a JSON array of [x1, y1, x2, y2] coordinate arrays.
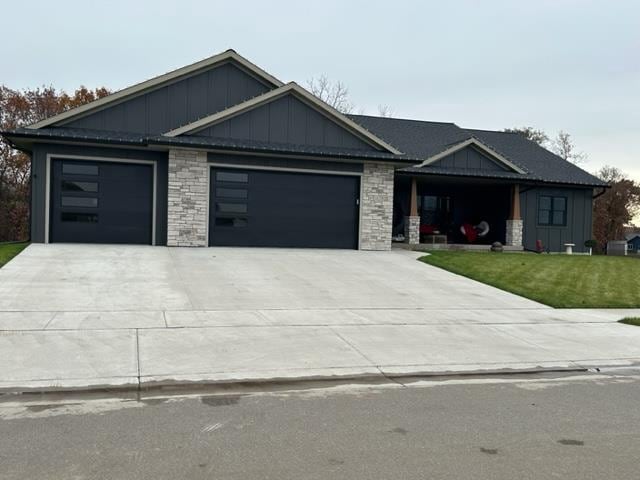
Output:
[[432, 146, 507, 171], [521, 186, 594, 252], [64, 62, 272, 134], [195, 94, 377, 151]]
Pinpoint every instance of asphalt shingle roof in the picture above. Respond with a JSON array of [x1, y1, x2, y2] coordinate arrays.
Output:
[[3, 115, 608, 187], [350, 114, 606, 187], [1, 127, 415, 163]]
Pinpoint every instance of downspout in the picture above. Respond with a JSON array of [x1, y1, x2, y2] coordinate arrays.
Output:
[[592, 186, 607, 199]]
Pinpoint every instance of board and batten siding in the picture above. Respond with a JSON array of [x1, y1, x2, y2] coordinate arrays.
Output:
[[521, 186, 593, 253], [64, 62, 271, 134], [430, 146, 509, 172], [195, 94, 378, 151]]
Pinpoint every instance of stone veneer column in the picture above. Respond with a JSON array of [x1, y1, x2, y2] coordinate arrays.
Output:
[[505, 184, 523, 247], [505, 219, 523, 246], [360, 162, 395, 251], [404, 216, 420, 245], [167, 149, 208, 247]]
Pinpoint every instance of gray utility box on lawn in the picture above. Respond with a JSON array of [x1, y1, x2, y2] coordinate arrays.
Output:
[[607, 240, 628, 256]]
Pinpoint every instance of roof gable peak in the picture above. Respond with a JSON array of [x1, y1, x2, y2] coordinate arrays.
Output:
[[27, 50, 283, 130], [417, 136, 527, 174], [164, 82, 403, 155]]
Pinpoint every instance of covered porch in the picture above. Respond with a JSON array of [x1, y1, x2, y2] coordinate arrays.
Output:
[[393, 174, 523, 249]]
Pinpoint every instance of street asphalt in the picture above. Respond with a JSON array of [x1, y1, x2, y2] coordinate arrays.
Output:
[[1, 369, 639, 479]]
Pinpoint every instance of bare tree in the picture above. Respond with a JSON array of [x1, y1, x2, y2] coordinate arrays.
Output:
[[503, 127, 549, 146], [377, 104, 394, 118], [593, 166, 640, 246], [306, 75, 354, 114], [552, 130, 587, 164]]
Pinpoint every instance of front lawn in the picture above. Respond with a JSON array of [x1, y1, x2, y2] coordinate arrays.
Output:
[[420, 251, 640, 308], [0, 242, 28, 268], [619, 318, 640, 326]]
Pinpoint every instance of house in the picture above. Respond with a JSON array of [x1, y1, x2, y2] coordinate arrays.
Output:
[[626, 233, 640, 254], [1, 50, 607, 252]]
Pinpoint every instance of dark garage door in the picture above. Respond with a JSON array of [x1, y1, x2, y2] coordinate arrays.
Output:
[[209, 168, 359, 248], [50, 159, 153, 244]]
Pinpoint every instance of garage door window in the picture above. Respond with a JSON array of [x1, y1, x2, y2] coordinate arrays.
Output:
[[62, 180, 98, 193], [216, 171, 248, 183], [216, 202, 247, 214], [61, 196, 98, 208], [215, 217, 248, 227], [62, 164, 99, 175], [61, 212, 98, 223], [216, 187, 247, 199]]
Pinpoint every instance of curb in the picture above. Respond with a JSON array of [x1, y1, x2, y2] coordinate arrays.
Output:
[[0, 365, 590, 397]]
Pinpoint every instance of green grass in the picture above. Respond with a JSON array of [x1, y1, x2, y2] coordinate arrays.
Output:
[[619, 317, 640, 326], [0, 242, 28, 268], [420, 251, 640, 308]]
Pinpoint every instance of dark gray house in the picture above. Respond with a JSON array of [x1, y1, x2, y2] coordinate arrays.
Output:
[[1, 50, 606, 252]]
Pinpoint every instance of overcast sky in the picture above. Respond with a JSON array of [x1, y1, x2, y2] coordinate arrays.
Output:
[[4, 0, 638, 179]]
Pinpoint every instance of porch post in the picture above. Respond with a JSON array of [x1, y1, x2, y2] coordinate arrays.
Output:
[[505, 184, 523, 247], [404, 177, 420, 245]]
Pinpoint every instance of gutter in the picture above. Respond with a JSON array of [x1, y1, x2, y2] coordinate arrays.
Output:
[[592, 186, 608, 199]]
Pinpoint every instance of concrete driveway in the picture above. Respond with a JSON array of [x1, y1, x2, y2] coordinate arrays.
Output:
[[0, 244, 543, 313], [2, 244, 640, 392]]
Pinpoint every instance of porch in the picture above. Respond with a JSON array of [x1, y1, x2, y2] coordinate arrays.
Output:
[[392, 174, 523, 249]]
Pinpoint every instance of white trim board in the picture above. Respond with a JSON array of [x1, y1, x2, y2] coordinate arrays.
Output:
[[45, 154, 158, 246], [28, 50, 283, 130], [164, 82, 403, 155]]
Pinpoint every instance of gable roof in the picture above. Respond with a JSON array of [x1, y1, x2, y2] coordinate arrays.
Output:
[[350, 115, 607, 187], [27, 50, 283, 130], [2, 126, 418, 164], [625, 233, 640, 241], [416, 137, 527, 174], [164, 83, 403, 154]]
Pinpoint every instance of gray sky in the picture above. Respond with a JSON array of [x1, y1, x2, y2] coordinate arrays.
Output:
[[4, 0, 639, 179]]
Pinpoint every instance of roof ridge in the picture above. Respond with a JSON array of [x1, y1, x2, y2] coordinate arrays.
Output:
[[349, 114, 458, 126]]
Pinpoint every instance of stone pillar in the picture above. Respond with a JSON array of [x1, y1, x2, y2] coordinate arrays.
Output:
[[360, 162, 394, 251], [505, 219, 523, 246], [404, 176, 420, 245], [505, 184, 523, 247], [404, 216, 420, 245], [167, 149, 208, 247]]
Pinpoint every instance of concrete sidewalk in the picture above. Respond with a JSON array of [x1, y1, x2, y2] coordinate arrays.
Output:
[[2, 245, 640, 393], [2, 307, 640, 393]]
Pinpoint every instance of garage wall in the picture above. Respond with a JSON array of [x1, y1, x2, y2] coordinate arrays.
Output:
[[30, 144, 168, 245], [207, 153, 364, 173], [360, 162, 395, 250]]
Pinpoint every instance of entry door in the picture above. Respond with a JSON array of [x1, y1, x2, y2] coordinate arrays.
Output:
[[50, 159, 153, 244], [209, 168, 359, 248]]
